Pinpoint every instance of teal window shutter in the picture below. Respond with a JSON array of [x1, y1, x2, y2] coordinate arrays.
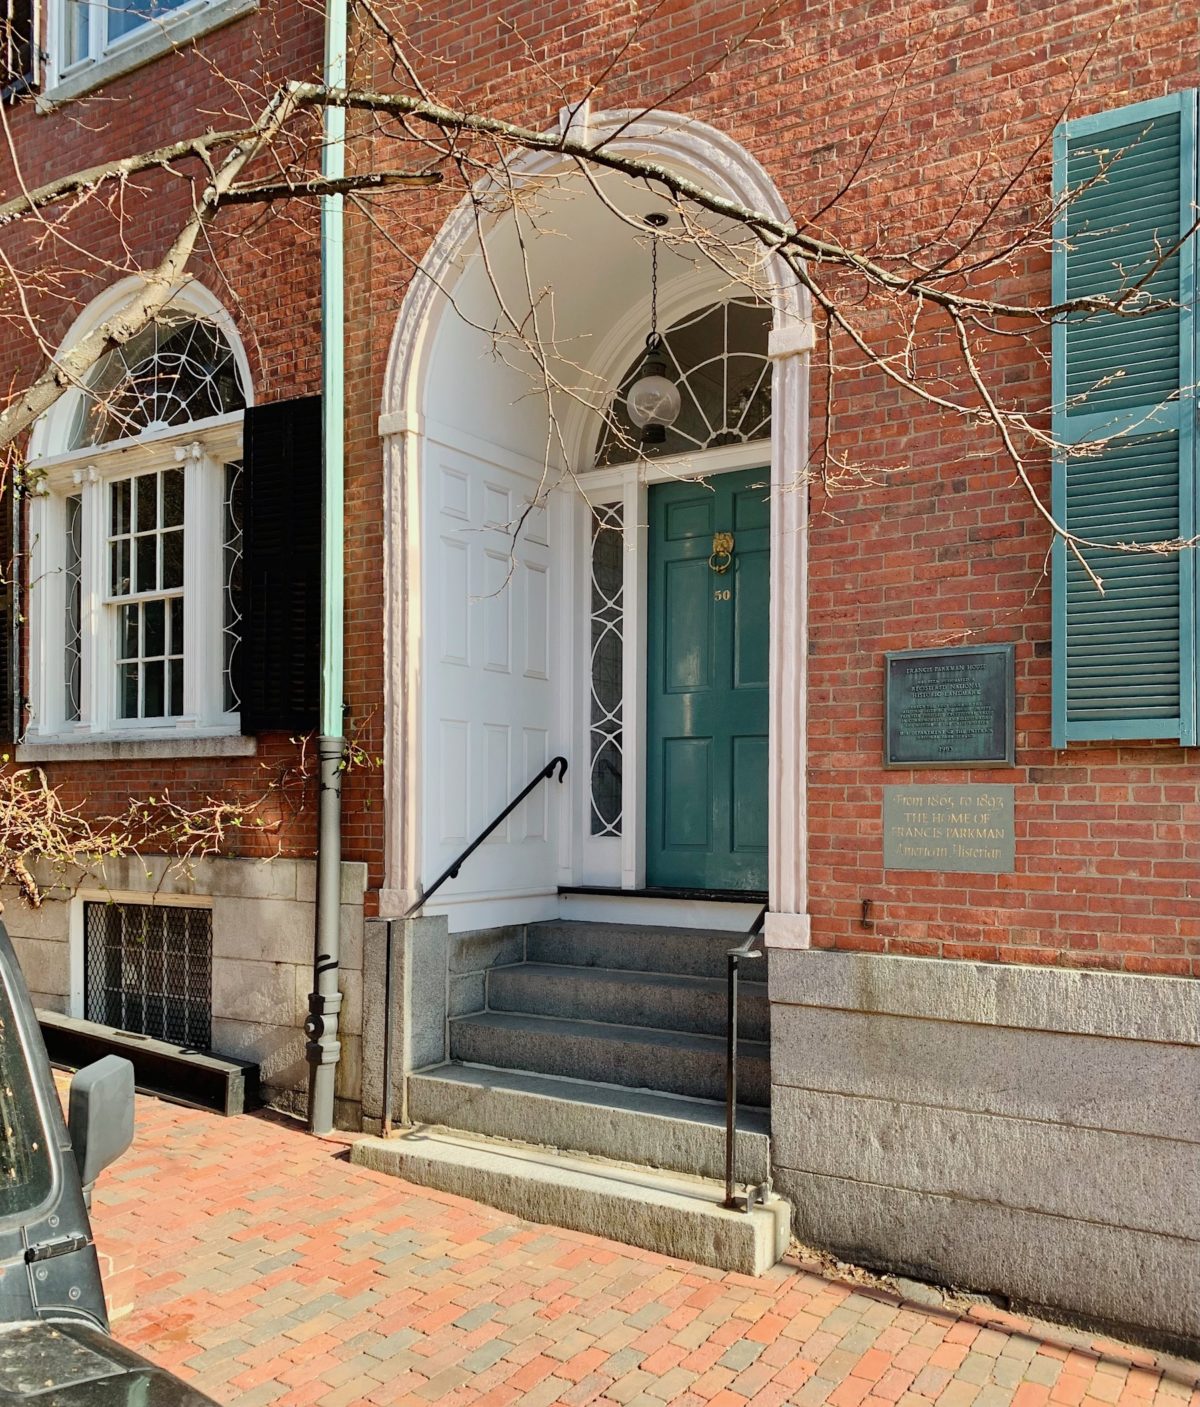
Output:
[[1051, 92, 1198, 747]]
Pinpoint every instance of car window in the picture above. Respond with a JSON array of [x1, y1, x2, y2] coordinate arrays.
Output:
[[0, 965, 53, 1218]]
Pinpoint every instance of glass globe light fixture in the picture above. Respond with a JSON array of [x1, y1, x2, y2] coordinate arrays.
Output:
[[624, 213, 681, 445], [626, 334, 682, 444]]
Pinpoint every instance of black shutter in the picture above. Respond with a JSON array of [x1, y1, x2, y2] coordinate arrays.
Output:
[[240, 395, 322, 734], [1, 0, 38, 99]]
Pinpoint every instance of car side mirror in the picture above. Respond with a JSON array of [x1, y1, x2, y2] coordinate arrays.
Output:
[[68, 1055, 135, 1187]]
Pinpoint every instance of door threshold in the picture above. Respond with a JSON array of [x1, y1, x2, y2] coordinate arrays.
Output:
[[556, 887, 766, 932], [559, 885, 767, 905]]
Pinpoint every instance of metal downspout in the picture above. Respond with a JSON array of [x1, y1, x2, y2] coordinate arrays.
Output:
[[306, 0, 347, 1135]]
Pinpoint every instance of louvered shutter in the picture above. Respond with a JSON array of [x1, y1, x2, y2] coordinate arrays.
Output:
[[1051, 93, 1198, 747], [240, 395, 322, 734]]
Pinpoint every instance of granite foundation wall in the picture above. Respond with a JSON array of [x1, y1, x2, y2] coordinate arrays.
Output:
[[2, 854, 367, 1126], [768, 950, 1200, 1355]]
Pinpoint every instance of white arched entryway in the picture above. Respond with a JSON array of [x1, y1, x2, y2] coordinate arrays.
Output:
[[379, 108, 813, 948]]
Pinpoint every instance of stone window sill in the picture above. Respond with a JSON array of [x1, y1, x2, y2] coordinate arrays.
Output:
[[15, 734, 257, 763], [38, 0, 258, 109]]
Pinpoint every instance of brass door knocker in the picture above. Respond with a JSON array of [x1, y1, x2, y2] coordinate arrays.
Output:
[[709, 531, 734, 575]]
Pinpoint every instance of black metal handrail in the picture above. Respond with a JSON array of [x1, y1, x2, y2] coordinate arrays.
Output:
[[403, 756, 568, 918], [724, 903, 767, 1210], [381, 756, 568, 1134]]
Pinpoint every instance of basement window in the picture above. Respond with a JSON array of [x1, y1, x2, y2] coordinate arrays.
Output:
[[84, 901, 212, 1049]]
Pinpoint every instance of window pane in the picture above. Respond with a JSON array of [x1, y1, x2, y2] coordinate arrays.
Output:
[[63, 0, 89, 64], [135, 534, 157, 594], [143, 599, 165, 657], [161, 529, 183, 590], [0, 966, 53, 1219], [169, 597, 184, 656], [143, 660, 164, 717], [162, 469, 184, 527], [169, 659, 183, 717], [119, 663, 138, 719], [120, 604, 139, 661], [112, 540, 131, 597], [111, 479, 131, 536], [136, 474, 157, 533]]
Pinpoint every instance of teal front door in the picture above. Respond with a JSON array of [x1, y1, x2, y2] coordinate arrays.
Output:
[[646, 469, 770, 891]]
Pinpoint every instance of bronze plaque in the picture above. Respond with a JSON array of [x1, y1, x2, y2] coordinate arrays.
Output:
[[883, 785, 1015, 873], [885, 645, 1014, 768]]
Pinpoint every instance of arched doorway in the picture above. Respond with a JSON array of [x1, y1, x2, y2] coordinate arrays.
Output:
[[380, 110, 812, 946]]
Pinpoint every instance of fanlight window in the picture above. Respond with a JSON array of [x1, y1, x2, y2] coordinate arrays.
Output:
[[67, 316, 246, 450], [595, 299, 771, 466]]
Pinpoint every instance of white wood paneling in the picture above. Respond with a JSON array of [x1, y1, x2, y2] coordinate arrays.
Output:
[[422, 441, 560, 918]]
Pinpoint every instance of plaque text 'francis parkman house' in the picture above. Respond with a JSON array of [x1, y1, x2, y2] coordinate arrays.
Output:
[[885, 644, 1015, 768]]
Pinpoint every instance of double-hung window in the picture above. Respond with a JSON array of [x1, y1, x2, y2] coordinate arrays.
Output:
[[58, 0, 191, 69], [26, 307, 247, 745], [1051, 91, 1199, 746], [43, 0, 257, 106]]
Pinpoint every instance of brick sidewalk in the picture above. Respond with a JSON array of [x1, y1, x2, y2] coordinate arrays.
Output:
[[90, 1093, 1199, 1407]]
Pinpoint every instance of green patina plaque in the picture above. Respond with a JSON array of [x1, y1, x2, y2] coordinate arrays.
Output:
[[885, 645, 1014, 768], [883, 785, 1015, 873]]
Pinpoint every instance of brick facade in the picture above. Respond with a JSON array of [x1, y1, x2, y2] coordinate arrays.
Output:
[[3, 0, 1199, 972]]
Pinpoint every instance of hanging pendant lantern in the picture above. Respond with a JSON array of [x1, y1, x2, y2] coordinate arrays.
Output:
[[625, 213, 681, 445]]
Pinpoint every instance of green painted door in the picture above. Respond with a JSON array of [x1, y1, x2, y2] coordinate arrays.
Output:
[[646, 469, 769, 891]]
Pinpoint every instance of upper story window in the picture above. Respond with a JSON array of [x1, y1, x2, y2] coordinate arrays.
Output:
[[25, 286, 250, 745], [60, 0, 192, 68], [595, 298, 772, 467], [42, 0, 257, 106]]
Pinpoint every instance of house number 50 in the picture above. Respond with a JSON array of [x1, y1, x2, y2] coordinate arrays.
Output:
[[714, 588, 732, 601]]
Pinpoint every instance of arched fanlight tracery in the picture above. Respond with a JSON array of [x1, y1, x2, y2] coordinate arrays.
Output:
[[67, 315, 247, 450], [595, 298, 772, 467]]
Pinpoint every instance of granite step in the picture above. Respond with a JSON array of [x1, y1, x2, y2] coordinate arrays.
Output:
[[487, 961, 769, 1041], [408, 1061, 771, 1184], [448, 1009, 770, 1107], [525, 920, 765, 981]]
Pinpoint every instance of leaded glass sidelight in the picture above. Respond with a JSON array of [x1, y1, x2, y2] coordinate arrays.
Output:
[[590, 503, 624, 836], [64, 493, 82, 722], [596, 299, 772, 466], [68, 316, 246, 450], [222, 461, 243, 713]]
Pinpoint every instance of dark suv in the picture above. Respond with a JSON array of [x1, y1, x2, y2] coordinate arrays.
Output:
[[0, 920, 221, 1404]]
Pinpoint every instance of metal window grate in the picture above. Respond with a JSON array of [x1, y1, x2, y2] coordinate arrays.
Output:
[[84, 902, 212, 1049]]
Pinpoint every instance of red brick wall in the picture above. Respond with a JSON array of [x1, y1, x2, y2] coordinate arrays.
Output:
[[347, 0, 1199, 974], [0, 3, 336, 867], [6, 0, 1199, 972]]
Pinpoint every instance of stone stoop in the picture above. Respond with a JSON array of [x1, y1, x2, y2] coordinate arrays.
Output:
[[351, 1128, 790, 1277], [364, 918, 789, 1274]]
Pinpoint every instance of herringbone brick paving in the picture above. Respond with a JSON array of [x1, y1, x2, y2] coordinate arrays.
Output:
[[91, 1093, 1200, 1407]]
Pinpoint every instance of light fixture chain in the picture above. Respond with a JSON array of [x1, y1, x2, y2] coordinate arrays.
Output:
[[650, 233, 659, 339]]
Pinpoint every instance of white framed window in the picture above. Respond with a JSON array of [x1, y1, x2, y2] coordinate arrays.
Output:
[[61, 0, 190, 67], [25, 284, 250, 749], [42, 0, 257, 107]]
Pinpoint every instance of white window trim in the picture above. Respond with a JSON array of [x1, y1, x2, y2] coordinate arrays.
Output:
[[24, 415, 243, 749], [38, 0, 257, 108]]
